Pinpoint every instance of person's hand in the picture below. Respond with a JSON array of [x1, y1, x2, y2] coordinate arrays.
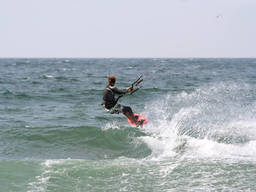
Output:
[[127, 86, 133, 93]]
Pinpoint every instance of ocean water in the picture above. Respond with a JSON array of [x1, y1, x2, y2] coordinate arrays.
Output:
[[0, 58, 256, 192]]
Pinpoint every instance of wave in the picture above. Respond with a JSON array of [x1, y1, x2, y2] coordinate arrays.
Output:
[[2, 80, 256, 162], [1, 89, 34, 100], [0, 125, 151, 160], [140, 81, 256, 161]]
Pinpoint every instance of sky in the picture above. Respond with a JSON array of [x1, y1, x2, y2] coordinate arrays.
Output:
[[0, 0, 255, 58]]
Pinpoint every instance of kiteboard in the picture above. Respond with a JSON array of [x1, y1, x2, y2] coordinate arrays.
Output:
[[128, 113, 148, 128]]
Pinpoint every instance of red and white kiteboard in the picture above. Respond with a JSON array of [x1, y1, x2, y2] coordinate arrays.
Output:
[[127, 113, 148, 128]]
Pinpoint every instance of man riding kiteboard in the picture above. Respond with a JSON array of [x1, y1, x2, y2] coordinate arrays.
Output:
[[102, 76, 145, 127]]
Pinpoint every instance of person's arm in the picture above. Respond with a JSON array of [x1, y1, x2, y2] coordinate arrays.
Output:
[[112, 86, 133, 94]]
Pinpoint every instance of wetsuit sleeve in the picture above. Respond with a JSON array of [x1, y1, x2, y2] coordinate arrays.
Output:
[[112, 87, 128, 95]]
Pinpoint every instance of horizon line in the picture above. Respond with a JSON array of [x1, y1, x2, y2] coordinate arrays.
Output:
[[0, 57, 256, 59]]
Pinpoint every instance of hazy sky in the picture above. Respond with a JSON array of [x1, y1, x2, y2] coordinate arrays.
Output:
[[0, 0, 255, 58]]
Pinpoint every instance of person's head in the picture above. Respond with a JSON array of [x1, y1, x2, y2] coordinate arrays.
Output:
[[108, 76, 116, 86]]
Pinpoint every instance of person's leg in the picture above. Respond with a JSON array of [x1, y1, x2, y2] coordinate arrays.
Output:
[[122, 105, 138, 124], [109, 104, 122, 114]]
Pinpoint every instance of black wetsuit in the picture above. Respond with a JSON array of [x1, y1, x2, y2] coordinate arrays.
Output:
[[102, 84, 142, 125], [102, 85, 127, 109]]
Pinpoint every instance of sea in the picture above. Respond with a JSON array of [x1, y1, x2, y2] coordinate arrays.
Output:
[[0, 58, 256, 192]]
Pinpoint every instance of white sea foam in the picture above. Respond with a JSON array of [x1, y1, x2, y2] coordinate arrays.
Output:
[[101, 121, 121, 131], [40, 74, 54, 79], [28, 159, 75, 192], [141, 82, 256, 162]]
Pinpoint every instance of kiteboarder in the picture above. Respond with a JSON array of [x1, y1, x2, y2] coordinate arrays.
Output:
[[102, 76, 144, 126]]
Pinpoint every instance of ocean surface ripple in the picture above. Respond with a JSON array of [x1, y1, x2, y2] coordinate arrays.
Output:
[[0, 58, 256, 192]]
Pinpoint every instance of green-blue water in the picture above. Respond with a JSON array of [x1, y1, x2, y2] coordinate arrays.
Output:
[[0, 58, 256, 192]]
